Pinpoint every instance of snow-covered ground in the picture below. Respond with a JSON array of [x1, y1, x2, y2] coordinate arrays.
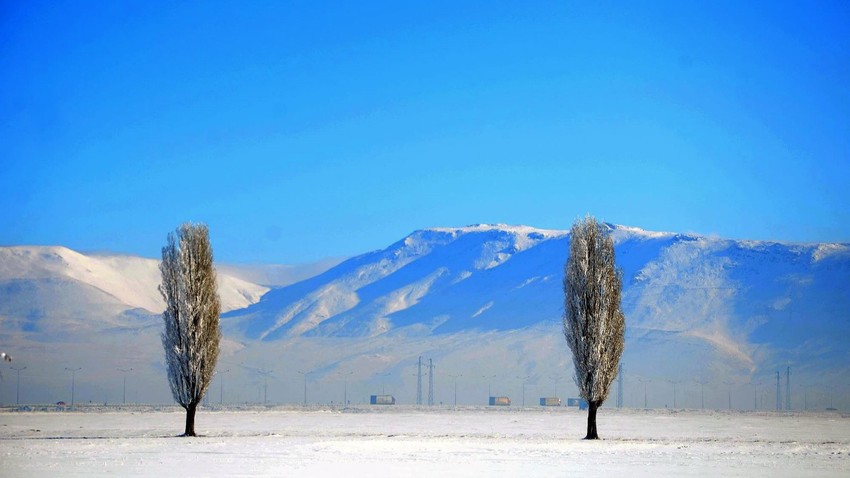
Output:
[[1, 406, 847, 477]]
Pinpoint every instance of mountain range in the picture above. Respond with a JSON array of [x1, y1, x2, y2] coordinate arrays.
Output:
[[1, 224, 848, 409]]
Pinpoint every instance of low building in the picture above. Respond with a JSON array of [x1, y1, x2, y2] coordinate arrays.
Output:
[[539, 397, 561, 406], [370, 394, 396, 405], [489, 396, 511, 406]]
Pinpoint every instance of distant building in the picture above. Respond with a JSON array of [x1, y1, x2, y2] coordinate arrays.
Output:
[[489, 396, 511, 406], [370, 394, 396, 405]]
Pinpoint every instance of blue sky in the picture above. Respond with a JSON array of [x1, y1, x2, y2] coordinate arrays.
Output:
[[2, 1, 848, 263]]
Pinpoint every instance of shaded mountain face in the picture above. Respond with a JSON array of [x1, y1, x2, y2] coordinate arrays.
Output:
[[222, 224, 849, 385], [1, 225, 848, 407], [224, 225, 570, 339], [227, 225, 849, 351]]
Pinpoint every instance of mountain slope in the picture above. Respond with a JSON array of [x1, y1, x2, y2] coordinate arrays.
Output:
[[0, 246, 270, 315], [224, 224, 682, 339], [226, 225, 569, 339], [1, 226, 848, 408], [224, 224, 850, 380]]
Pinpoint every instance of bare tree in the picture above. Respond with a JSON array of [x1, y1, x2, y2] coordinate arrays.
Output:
[[160, 223, 221, 437], [563, 216, 625, 439]]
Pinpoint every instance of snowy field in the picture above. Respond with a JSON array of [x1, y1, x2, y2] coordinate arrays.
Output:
[[1, 406, 848, 477]]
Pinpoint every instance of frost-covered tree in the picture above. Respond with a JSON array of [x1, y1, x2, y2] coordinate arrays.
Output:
[[562, 216, 625, 439], [159, 223, 221, 437]]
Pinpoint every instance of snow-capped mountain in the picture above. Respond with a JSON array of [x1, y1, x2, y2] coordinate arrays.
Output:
[[0, 246, 270, 316], [221, 223, 849, 397], [226, 224, 568, 340], [1, 225, 848, 408], [227, 224, 849, 361]]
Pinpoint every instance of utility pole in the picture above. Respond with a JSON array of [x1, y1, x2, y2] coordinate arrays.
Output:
[[695, 379, 708, 409], [617, 364, 624, 408], [447, 373, 462, 406], [668, 380, 680, 408], [638, 378, 651, 409], [219, 369, 230, 405], [549, 374, 564, 398], [751, 381, 762, 410], [65, 367, 81, 408], [775, 371, 781, 411], [257, 369, 273, 405], [482, 374, 496, 404], [785, 366, 791, 410], [297, 370, 309, 406], [517, 375, 531, 407], [338, 371, 353, 406], [800, 384, 812, 411], [416, 355, 422, 405], [723, 381, 735, 410], [10, 366, 26, 405], [428, 358, 434, 406], [416, 356, 423, 406], [375, 372, 391, 395], [117, 368, 132, 405]]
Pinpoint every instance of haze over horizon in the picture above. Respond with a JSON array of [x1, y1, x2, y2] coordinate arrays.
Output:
[[2, 223, 848, 408], [2, 1, 848, 263]]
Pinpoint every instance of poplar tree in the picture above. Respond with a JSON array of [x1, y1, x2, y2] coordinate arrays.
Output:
[[160, 223, 221, 437], [563, 216, 625, 439]]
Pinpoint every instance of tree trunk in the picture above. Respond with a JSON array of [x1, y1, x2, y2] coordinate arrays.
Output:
[[585, 400, 600, 439], [183, 402, 197, 437]]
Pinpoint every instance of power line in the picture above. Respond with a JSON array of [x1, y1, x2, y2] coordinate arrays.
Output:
[[617, 364, 624, 408], [117, 368, 133, 405], [638, 378, 651, 409], [428, 358, 434, 406], [217, 369, 230, 405], [65, 367, 81, 408], [723, 381, 735, 410], [337, 370, 353, 406], [10, 366, 26, 405], [695, 379, 709, 409], [446, 373, 462, 406], [416, 356, 422, 406], [785, 366, 791, 411]]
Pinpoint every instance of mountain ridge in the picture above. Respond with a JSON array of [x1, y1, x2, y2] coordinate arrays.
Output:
[[225, 223, 849, 344], [0, 245, 269, 314], [1, 223, 848, 406]]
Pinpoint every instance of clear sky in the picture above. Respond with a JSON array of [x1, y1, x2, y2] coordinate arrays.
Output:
[[2, 1, 848, 264]]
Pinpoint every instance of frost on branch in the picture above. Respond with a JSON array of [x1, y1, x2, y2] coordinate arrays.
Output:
[[562, 216, 625, 439], [159, 223, 221, 436]]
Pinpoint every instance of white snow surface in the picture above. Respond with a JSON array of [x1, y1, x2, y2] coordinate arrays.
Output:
[[427, 223, 567, 238], [605, 223, 677, 243], [1, 407, 847, 477], [0, 246, 269, 313], [812, 243, 850, 262]]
